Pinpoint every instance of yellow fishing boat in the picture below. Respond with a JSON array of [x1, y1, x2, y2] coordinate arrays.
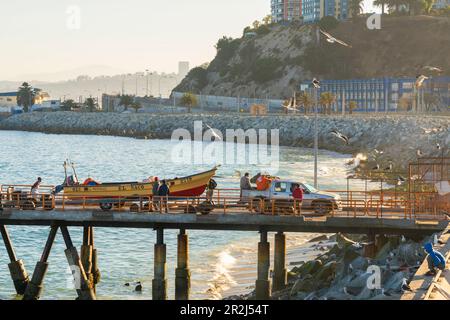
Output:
[[62, 167, 218, 199]]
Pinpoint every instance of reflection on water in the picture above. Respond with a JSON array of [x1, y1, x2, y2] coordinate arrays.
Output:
[[0, 130, 367, 300]]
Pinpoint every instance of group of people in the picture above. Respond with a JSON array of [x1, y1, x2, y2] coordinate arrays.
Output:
[[239, 172, 304, 215]]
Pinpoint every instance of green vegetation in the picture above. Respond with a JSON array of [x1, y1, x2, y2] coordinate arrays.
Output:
[[250, 57, 283, 83], [16, 82, 37, 113], [180, 93, 198, 113], [130, 102, 142, 113], [119, 94, 134, 111], [318, 16, 340, 30], [84, 97, 98, 112], [61, 99, 77, 111]]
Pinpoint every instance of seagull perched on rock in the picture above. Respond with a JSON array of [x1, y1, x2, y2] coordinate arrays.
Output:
[[423, 66, 443, 73], [415, 75, 429, 88], [372, 164, 380, 171], [319, 29, 352, 47], [397, 176, 406, 186], [384, 162, 393, 171], [417, 149, 424, 157], [436, 143, 441, 151], [312, 78, 321, 89], [330, 130, 349, 145], [205, 123, 222, 141]]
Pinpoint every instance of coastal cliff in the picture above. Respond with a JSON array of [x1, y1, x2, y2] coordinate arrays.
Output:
[[0, 112, 449, 170]]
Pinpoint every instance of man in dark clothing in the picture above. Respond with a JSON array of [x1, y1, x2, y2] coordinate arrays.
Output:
[[151, 178, 160, 211], [206, 179, 217, 202], [158, 180, 170, 213]]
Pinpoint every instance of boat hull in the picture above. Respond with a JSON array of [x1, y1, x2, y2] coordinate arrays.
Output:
[[62, 168, 217, 199]]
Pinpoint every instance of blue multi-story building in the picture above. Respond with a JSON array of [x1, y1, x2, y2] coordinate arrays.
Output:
[[301, 77, 450, 112]]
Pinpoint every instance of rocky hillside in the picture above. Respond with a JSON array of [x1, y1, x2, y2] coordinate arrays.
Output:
[[174, 15, 450, 99]]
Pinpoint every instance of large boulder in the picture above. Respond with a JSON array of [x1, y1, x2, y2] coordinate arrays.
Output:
[[315, 261, 337, 282]]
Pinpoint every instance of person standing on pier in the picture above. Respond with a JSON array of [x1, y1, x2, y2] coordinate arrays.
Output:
[[158, 180, 170, 213], [292, 184, 304, 216], [206, 178, 217, 202], [31, 177, 42, 198], [240, 173, 252, 199], [151, 177, 160, 211]]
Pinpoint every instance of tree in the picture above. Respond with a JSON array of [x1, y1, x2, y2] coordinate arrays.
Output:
[[119, 94, 134, 111], [348, 101, 358, 114], [297, 92, 314, 114], [349, 0, 364, 17], [262, 15, 272, 25], [319, 16, 339, 30], [180, 93, 198, 113], [131, 101, 142, 113], [84, 97, 98, 112], [16, 82, 36, 112], [373, 0, 389, 14], [422, 0, 435, 13], [61, 99, 77, 111], [319, 92, 336, 114], [252, 20, 261, 29]]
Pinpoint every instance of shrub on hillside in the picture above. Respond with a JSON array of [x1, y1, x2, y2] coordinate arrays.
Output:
[[250, 57, 282, 83], [318, 16, 339, 30]]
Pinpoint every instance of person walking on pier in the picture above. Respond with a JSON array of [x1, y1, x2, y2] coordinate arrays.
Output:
[[424, 243, 446, 276], [151, 177, 160, 211], [292, 184, 304, 216], [158, 180, 170, 213], [240, 172, 252, 200], [31, 177, 42, 199]]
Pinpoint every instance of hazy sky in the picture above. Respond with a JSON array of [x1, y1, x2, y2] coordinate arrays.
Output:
[[0, 0, 378, 81]]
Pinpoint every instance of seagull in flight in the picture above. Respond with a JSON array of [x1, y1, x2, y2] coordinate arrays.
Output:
[[415, 75, 429, 88], [319, 29, 352, 48], [423, 66, 443, 73], [205, 123, 222, 141], [330, 130, 349, 145], [312, 78, 321, 89]]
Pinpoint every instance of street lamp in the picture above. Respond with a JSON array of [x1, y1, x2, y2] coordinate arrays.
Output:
[[313, 86, 319, 189]]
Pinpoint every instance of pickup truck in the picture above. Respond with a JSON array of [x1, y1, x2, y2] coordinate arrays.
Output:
[[241, 180, 342, 215]]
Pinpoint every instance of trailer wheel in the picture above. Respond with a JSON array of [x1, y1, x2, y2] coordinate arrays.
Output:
[[313, 201, 332, 215], [100, 203, 113, 211]]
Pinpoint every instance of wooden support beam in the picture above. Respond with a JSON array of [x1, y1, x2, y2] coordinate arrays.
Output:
[[152, 228, 167, 300], [0, 225, 30, 295], [255, 231, 271, 300], [175, 229, 191, 300], [80, 226, 94, 292], [23, 226, 58, 300], [60, 226, 96, 300], [273, 232, 287, 292]]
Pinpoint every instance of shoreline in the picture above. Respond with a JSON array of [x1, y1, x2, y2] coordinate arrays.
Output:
[[1, 112, 449, 172]]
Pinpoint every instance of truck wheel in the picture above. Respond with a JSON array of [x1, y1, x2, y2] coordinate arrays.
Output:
[[313, 201, 332, 215]]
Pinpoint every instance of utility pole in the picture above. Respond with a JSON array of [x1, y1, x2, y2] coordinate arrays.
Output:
[[313, 87, 319, 189]]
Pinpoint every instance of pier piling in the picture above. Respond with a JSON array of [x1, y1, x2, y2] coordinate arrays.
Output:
[[255, 231, 271, 300], [23, 226, 58, 300], [90, 228, 101, 291], [273, 232, 287, 292], [152, 228, 167, 300], [0, 225, 29, 295], [363, 233, 377, 258], [60, 226, 96, 300], [80, 226, 94, 291], [175, 229, 191, 300]]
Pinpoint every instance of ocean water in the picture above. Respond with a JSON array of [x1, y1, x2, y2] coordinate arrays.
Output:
[[0, 130, 362, 300]]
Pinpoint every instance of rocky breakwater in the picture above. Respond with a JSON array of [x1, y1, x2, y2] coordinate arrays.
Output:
[[228, 233, 437, 300], [0, 112, 449, 170]]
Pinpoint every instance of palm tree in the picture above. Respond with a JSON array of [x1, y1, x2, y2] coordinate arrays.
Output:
[[297, 92, 314, 114], [348, 101, 358, 114], [422, 0, 435, 13], [16, 82, 36, 112], [373, 0, 388, 14], [84, 98, 97, 112], [119, 94, 134, 111], [180, 93, 198, 113], [319, 92, 336, 114], [349, 0, 364, 18], [61, 99, 77, 111], [130, 102, 142, 113]]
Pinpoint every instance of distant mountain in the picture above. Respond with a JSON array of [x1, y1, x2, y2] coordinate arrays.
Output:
[[9, 65, 126, 83], [174, 15, 450, 99]]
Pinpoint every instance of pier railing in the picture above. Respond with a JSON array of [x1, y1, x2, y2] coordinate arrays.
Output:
[[1, 185, 448, 220]]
